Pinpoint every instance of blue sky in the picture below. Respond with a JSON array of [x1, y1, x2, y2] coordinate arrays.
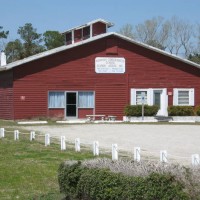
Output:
[[1, 0, 200, 41]]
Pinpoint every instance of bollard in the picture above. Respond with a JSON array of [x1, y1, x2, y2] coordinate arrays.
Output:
[[160, 150, 167, 163], [14, 130, 19, 140], [45, 134, 50, 146], [192, 154, 200, 166], [134, 147, 141, 162], [112, 144, 118, 161], [30, 131, 35, 141], [0, 128, 5, 138], [93, 141, 99, 156], [61, 136, 66, 150], [75, 138, 80, 152]]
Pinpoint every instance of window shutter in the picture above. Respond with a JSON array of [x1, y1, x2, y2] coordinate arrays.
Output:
[[131, 89, 136, 105], [173, 89, 178, 105], [189, 88, 195, 106]]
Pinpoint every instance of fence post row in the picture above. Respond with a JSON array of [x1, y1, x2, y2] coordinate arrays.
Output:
[[0, 128, 5, 138], [192, 154, 200, 166], [93, 141, 99, 156], [112, 144, 118, 161], [45, 134, 50, 146], [2, 127, 200, 165], [75, 138, 80, 152], [134, 147, 141, 162], [160, 150, 168, 163], [61, 136, 66, 150], [14, 130, 19, 140], [30, 131, 35, 141]]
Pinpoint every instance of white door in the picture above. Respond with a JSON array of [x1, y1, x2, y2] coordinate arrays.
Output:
[[153, 89, 168, 116]]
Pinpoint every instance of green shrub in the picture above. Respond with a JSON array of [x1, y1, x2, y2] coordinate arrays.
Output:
[[58, 161, 84, 199], [168, 106, 194, 116], [124, 105, 159, 116], [58, 161, 190, 200], [195, 106, 200, 116]]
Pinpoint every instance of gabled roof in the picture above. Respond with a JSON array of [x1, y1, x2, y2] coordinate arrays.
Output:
[[61, 18, 114, 34], [1, 32, 200, 72]]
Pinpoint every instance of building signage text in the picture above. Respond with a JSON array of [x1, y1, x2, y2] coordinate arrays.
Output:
[[95, 57, 125, 73]]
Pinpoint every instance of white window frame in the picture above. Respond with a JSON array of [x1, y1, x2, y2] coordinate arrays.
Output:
[[131, 89, 152, 105], [173, 88, 194, 106]]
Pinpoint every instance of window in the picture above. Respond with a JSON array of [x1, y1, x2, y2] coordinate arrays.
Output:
[[78, 92, 94, 108], [48, 91, 65, 108], [131, 89, 151, 105], [136, 91, 148, 105], [173, 88, 194, 106]]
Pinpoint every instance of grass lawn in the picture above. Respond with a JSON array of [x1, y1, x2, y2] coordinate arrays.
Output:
[[0, 125, 97, 200]]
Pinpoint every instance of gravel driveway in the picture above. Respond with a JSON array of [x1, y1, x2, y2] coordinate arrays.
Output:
[[23, 124, 200, 165]]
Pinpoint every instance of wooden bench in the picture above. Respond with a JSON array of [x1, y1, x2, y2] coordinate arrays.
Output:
[[86, 114, 106, 121], [108, 116, 117, 121]]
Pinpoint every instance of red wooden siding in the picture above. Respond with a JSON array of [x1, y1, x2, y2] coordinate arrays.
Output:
[[0, 71, 14, 119], [48, 109, 64, 118], [93, 22, 106, 36], [78, 108, 93, 118], [3, 34, 200, 120], [117, 38, 200, 106]]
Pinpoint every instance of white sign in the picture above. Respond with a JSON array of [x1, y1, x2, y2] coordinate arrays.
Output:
[[95, 57, 125, 73]]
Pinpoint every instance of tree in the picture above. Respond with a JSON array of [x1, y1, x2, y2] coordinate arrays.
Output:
[[5, 39, 24, 63], [0, 26, 9, 51], [0, 26, 9, 39], [166, 16, 194, 57], [118, 24, 135, 39], [188, 53, 200, 64], [17, 23, 44, 57], [5, 23, 44, 63], [133, 16, 170, 50], [43, 31, 64, 50]]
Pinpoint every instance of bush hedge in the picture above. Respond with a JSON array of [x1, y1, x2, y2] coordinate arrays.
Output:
[[124, 105, 159, 116], [168, 106, 194, 116], [58, 161, 190, 200], [195, 106, 200, 116]]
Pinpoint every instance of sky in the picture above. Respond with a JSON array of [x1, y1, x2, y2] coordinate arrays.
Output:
[[1, 0, 200, 41]]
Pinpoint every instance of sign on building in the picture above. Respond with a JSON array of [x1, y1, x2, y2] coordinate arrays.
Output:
[[95, 57, 125, 73]]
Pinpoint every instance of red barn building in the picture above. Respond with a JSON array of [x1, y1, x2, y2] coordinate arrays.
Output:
[[0, 19, 200, 120]]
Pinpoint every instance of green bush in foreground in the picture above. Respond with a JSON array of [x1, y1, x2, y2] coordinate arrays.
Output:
[[124, 105, 159, 116], [195, 106, 200, 116], [168, 106, 194, 116], [58, 161, 190, 200]]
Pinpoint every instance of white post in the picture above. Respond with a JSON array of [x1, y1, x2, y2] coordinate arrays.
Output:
[[61, 136, 66, 150], [30, 131, 35, 141], [93, 141, 99, 156], [45, 134, 50, 146], [75, 138, 80, 152], [14, 130, 19, 140], [192, 154, 200, 166], [0, 128, 5, 138], [160, 150, 167, 163], [112, 144, 118, 161], [134, 147, 141, 162]]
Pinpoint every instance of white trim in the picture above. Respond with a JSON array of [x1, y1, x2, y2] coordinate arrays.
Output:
[[130, 88, 168, 116], [61, 18, 114, 34], [72, 30, 74, 44], [173, 88, 195, 106], [1, 32, 200, 72]]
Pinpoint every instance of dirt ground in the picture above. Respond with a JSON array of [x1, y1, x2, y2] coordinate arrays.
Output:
[[23, 124, 200, 165]]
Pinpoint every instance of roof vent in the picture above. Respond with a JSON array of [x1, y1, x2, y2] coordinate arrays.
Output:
[[0, 52, 7, 66]]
